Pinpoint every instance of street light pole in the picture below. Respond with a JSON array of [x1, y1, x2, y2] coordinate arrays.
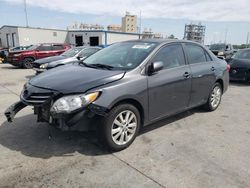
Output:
[[24, 0, 29, 27]]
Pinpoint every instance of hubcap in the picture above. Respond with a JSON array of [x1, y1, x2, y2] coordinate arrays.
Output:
[[210, 86, 221, 108], [111, 110, 137, 145]]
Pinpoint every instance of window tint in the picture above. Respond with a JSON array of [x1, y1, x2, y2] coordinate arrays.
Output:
[[37, 45, 52, 51], [52, 45, 64, 50], [151, 44, 185, 69], [186, 44, 206, 64], [78, 48, 100, 58]]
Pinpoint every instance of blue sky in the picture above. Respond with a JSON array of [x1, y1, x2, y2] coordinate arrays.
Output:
[[1, 0, 250, 45]]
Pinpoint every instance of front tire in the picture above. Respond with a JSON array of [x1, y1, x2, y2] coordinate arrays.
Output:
[[99, 104, 141, 151], [204, 82, 222, 111], [22, 57, 34, 69]]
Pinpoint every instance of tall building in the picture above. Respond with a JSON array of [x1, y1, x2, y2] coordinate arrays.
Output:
[[121, 12, 137, 33], [183, 23, 206, 44]]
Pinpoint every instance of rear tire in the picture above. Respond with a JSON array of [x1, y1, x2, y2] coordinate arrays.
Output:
[[22, 57, 34, 69], [99, 104, 141, 151], [204, 82, 222, 111]]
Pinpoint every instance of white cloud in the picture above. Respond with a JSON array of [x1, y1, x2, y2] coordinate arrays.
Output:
[[3, 0, 250, 22]]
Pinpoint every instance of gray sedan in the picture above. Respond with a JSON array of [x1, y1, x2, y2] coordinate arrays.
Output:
[[32, 46, 102, 74]]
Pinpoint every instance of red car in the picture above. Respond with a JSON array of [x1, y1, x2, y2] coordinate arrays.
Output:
[[7, 43, 71, 68]]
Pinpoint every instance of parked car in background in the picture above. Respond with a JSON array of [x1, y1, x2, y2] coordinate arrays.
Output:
[[7, 43, 71, 68], [0, 48, 8, 63], [5, 40, 229, 151], [32, 46, 102, 74], [209, 43, 234, 61], [9, 45, 33, 52], [228, 48, 250, 82]]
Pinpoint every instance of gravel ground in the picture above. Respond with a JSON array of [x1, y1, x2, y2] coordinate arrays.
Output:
[[0, 63, 250, 188]]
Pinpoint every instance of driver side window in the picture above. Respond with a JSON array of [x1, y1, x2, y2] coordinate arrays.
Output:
[[151, 44, 186, 69]]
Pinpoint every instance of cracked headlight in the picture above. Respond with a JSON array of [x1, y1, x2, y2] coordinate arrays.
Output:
[[40, 63, 48, 69], [51, 92, 100, 113]]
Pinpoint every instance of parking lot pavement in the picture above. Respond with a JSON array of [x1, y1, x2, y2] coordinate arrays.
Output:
[[0, 63, 250, 188]]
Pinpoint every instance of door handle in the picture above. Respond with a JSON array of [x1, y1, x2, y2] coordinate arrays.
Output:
[[211, 66, 216, 71], [183, 72, 190, 78]]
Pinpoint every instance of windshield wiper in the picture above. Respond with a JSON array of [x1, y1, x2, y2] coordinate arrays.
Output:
[[78, 62, 114, 70], [86, 63, 114, 70]]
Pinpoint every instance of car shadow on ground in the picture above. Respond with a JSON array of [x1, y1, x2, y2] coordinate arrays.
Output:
[[0, 108, 203, 159], [0, 65, 20, 70]]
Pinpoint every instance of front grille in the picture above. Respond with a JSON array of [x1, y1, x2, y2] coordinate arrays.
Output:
[[21, 92, 53, 105]]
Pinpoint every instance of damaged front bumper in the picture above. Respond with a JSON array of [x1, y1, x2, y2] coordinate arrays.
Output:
[[5, 100, 108, 131], [5, 101, 27, 122]]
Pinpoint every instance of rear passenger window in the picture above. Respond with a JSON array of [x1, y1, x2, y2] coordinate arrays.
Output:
[[151, 44, 185, 69], [205, 51, 212, 61], [52, 45, 64, 50], [186, 44, 206, 64], [37, 45, 52, 51]]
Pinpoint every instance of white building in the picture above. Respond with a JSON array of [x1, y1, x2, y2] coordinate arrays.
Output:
[[68, 30, 140, 47], [0, 25, 68, 48], [0, 25, 140, 48]]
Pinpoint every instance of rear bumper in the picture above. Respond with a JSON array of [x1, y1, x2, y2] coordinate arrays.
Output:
[[229, 68, 250, 81]]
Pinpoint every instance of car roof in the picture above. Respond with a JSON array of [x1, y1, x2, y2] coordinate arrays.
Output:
[[123, 39, 204, 46]]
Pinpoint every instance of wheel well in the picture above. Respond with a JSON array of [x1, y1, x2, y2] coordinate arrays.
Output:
[[216, 79, 224, 92], [111, 99, 144, 125]]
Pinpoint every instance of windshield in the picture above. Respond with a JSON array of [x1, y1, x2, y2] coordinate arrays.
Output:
[[61, 48, 84, 57], [209, 44, 226, 51], [233, 50, 250, 60], [83, 42, 157, 70]]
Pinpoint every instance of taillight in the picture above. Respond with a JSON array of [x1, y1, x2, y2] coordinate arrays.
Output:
[[226, 64, 230, 72]]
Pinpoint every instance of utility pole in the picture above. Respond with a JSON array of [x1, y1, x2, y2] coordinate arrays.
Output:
[[224, 29, 228, 43], [139, 10, 142, 38], [24, 0, 29, 27], [246, 32, 249, 47]]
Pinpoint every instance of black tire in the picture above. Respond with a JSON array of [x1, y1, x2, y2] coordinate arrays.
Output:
[[204, 82, 222, 111], [99, 103, 141, 151], [22, 57, 34, 69]]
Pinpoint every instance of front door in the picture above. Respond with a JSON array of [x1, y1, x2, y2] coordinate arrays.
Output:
[[147, 43, 192, 121]]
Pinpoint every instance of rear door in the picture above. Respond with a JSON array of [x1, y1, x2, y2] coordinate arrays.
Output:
[[36, 44, 53, 59], [147, 43, 192, 121], [184, 43, 216, 107]]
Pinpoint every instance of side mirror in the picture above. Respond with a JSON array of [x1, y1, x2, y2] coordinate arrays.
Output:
[[77, 56, 86, 60], [148, 61, 164, 75]]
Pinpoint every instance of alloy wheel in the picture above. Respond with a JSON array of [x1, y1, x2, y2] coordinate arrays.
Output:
[[210, 85, 222, 108], [111, 110, 137, 145]]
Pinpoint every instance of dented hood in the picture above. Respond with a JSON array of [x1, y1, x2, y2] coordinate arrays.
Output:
[[29, 64, 125, 94]]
